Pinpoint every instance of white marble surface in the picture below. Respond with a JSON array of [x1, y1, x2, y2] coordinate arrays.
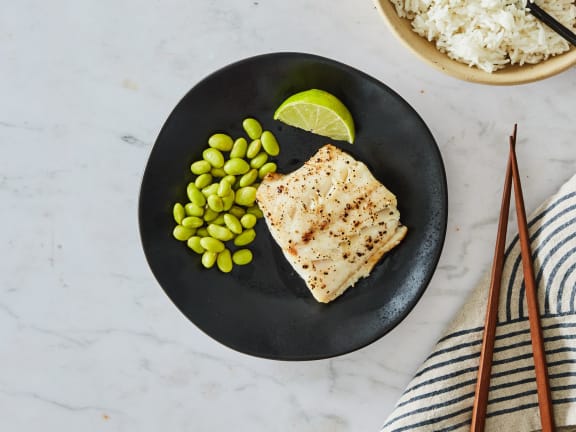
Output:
[[1, 1, 574, 431]]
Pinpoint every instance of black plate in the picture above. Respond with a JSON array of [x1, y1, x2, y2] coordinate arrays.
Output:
[[139, 52, 447, 360]]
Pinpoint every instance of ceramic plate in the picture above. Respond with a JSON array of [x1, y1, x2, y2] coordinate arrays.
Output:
[[139, 52, 447, 360]]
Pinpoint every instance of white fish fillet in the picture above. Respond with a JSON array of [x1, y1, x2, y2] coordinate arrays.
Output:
[[256, 144, 408, 303]]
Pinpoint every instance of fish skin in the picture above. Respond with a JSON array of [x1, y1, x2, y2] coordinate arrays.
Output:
[[256, 144, 408, 303]]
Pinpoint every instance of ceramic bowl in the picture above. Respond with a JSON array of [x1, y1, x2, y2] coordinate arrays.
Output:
[[375, 0, 576, 85]]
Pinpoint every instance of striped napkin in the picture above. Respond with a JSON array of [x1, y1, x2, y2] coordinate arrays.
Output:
[[381, 174, 576, 432]]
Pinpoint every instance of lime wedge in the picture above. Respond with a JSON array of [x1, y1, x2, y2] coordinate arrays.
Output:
[[273, 89, 355, 143]]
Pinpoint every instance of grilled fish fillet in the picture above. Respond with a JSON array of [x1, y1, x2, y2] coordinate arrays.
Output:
[[256, 144, 407, 303]]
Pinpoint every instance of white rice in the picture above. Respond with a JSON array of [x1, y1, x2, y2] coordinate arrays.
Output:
[[390, 0, 576, 72]]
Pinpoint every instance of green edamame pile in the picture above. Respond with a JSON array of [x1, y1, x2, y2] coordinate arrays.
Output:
[[172, 117, 280, 273]]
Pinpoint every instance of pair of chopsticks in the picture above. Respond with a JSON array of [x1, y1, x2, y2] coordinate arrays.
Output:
[[526, 1, 576, 47], [470, 125, 555, 432]]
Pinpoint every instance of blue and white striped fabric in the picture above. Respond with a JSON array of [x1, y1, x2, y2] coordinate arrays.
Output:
[[381, 174, 576, 432]]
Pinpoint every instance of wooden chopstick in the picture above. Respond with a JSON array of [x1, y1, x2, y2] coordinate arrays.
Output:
[[470, 127, 515, 432], [526, 1, 576, 47], [471, 125, 555, 431], [509, 134, 555, 432]]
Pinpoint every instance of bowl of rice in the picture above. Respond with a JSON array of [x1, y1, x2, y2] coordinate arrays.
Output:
[[375, 0, 576, 85]]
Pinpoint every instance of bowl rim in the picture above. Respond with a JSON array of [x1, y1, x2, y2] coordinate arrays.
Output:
[[374, 0, 576, 85]]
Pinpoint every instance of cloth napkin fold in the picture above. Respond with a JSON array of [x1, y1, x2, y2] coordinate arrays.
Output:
[[381, 174, 576, 432]]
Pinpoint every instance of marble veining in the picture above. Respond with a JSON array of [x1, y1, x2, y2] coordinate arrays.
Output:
[[1, 0, 574, 431]]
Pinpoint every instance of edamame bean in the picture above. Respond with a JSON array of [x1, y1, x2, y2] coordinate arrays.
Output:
[[202, 183, 219, 197], [217, 180, 232, 197], [211, 167, 226, 178], [191, 160, 211, 175], [230, 137, 247, 158], [232, 249, 253, 265], [203, 208, 219, 222], [185, 202, 204, 217], [207, 224, 234, 241], [258, 162, 277, 179], [246, 139, 261, 159], [195, 173, 213, 189], [250, 152, 268, 169], [187, 236, 205, 254], [234, 228, 256, 246], [211, 214, 226, 225], [242, 118, 263, 140], [240, 213, 257, 229], [239, 168, 258, 187], [196, 227, 209, 237], [229, 205, 246, 218], [223, 213, 242, 234], [187, 183, 206, 207], [235, 186, 257, 207], [217, 249, 233, 273], [181, 216, 204, 228], [246, 205, 264, 218], [201, 251, 217, 268], [221, 193, 235, 211], [173, 225, 195, 241], [203, 148, 224, 168], [222, 175, 236, 185], [224, 158, 250, 175], [208, 133, 233, 151], [261, 131, 280, 156], [207, 195, 224, 212], [200, 237, 225, 253], [173, 203, 185, 224]]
